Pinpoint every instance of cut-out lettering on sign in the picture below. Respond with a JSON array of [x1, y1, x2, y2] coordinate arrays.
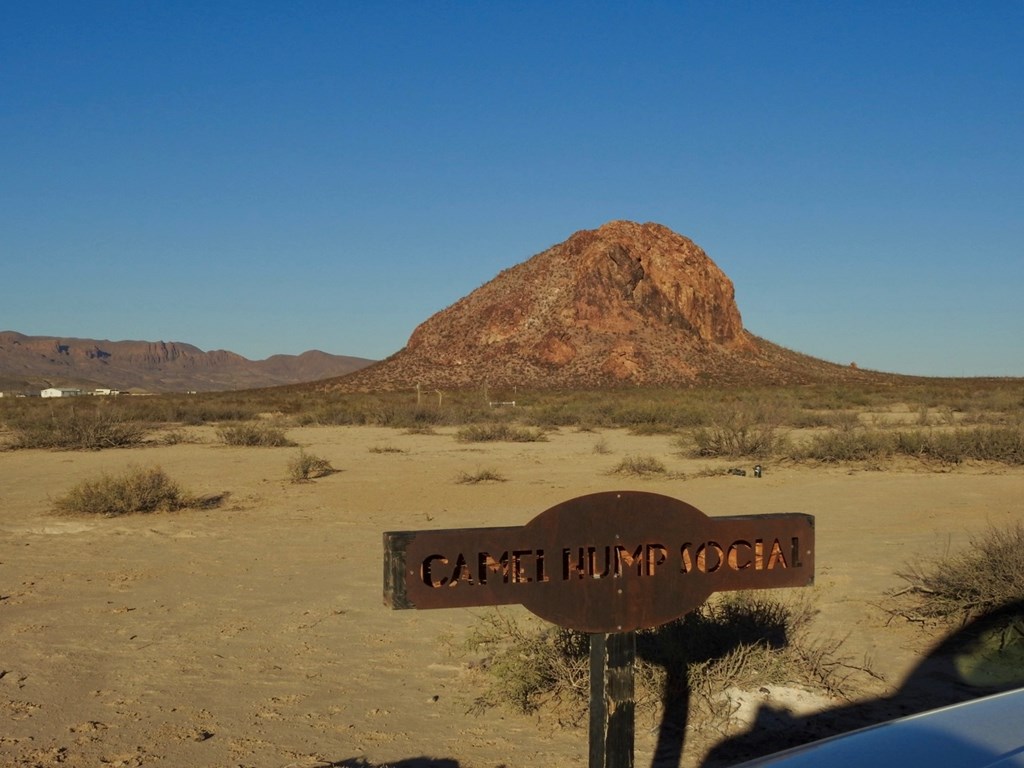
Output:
[[384, 491, 814, 633]]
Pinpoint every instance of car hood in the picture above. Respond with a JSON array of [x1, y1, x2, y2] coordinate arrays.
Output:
[[731, 687, 1024, 768]]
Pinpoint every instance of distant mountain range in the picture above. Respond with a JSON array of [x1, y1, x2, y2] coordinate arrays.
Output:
[[0, 331, 375, 394], [7, 222, 974, 398]]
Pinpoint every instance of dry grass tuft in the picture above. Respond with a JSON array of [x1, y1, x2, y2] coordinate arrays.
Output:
[[610, 454, 668, 476], [217, 423, 295, 447], [456, 424, 547, 443], [890, 522, 1024, 627], [53, 465, 210, 516], [464, 592, 872, 737], [6, 408, 147, 450], [455, 468, 507, 484], [287, 450, 336, 482]]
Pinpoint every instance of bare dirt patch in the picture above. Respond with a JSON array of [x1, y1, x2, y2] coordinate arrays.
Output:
[[1, 425, 1022, 767]]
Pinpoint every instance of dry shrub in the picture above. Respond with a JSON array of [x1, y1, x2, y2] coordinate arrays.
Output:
[[402, 425, 438, 435], [610, 455, 667, 476], [465, 612, 589, 716], [455, 424, 547, 443], [797, 425, 1024, 465], [928, 425, 1024, 464], [53, 465, 202, 516], [647, 594, 868, 742], [287, 450, 336, 482], [8, 408, 147, 450], [369, 444, 406, 454], [688, 401, 787, 459], [464, 593, 867, 732], [795, 425, 894, 462], [455, 468, 507, 484], [157, 428, 192, 445], [216, 422, 295, 447], [891, 522, 1024, 626]]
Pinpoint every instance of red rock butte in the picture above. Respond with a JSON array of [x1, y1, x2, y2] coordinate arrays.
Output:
[[332, 220, 890, 391]]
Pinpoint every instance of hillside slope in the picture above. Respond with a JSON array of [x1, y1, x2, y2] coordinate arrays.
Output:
[[0, 332, 374, 393], [326, 221, 892, 391]]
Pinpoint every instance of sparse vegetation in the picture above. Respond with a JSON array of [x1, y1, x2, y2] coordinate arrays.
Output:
[[216, 423, 295, 447], [455, 467, 507, 484], [1, 381, 1020, 470], [369, 444, 407, 454], [464, 593, 869, 733], [464, 611, 588, 716], [157, 428, 192, 446], [609, 454, 668, 476], [402, 425, 438, 435], [4, 407, 148, 450], [686, 401, 787, 459], [795, 425, 1024, 465], [890, 522, 1024, 627], [287, 450, 336, 482], [53, 465, 206, 516], [455, 423, 547, 443], [3, 374, 1019, 766]]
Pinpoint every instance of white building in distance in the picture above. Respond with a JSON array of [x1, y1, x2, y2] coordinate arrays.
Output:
[[41, 388, 84, 398]]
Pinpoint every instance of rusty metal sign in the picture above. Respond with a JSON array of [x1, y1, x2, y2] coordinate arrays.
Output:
[[384, 491, 814, 633]]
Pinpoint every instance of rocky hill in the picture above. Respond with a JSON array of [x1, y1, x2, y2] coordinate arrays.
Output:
[[327, 220, 891, 391], [0, 332, 374, 393]]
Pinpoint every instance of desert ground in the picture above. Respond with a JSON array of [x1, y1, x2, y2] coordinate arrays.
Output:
[[2, 422, 1022, 767]]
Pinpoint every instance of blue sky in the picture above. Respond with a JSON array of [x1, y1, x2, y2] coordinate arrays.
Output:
[[2, 2, 1021, 377]]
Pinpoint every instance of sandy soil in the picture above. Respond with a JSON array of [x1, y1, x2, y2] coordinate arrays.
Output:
[[2, 425, 1022, 767]]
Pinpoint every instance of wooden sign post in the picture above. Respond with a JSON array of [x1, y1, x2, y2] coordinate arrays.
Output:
[[384, 491, 815, 767]]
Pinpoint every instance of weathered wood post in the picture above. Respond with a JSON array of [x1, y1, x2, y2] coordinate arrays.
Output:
[[383, 491, 814, 767], [590, 631, 636, 768]]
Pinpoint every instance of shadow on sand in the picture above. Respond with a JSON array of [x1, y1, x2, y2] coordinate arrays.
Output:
[[318, 603, 1024, 768], [696, 600, 1024, 767]]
